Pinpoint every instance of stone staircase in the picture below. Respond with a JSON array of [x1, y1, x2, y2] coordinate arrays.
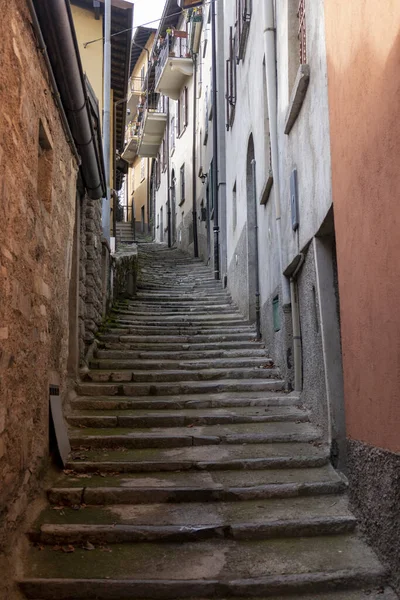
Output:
[[116, 221, 135, 245], [19, 244, 396, 599]]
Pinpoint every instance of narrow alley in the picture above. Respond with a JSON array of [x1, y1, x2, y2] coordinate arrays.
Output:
[[17, 245, 394, 598], [1, 0, 400, 597]]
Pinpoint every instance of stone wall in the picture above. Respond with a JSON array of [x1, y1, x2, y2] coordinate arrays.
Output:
[[0, 0, 78, 593], [79, 196, 104, 362]]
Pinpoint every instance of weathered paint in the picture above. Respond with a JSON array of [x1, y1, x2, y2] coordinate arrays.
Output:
[[325, 0, 400, 453]]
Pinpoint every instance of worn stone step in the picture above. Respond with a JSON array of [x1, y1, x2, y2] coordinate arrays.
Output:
[[99, 340, 266, 352], [30, 495, 356, 545], [67, 405, 308, 428], [105, 323, 254, 334], [71, 391, 300, 411], [108, 313, 249, 323], [76, 379, 286, 397], [89, 358, 272, 372], [20, 535, 386, 599], [47, 465, 346, 506], [98, 333, 262, 346], [68, 421, 319, 449], [95, 348, 268, 360], [66, 442, 329, 473], [84, 367, 280, 384]]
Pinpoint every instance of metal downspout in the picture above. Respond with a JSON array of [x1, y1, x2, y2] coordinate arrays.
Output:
[[102, 0, 112, 241], [166, 98, 172, 248], [251, 159, 261, 340], [263, 0, 290, 306], [211, 0, 220, 279], [192, 53, 199, 258]]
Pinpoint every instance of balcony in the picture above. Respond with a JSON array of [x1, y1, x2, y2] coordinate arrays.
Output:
[[137, 93, 167, 158], [127, 76, 146, 116], [155, 33, 193, 100], [122, 121, 140, 162]]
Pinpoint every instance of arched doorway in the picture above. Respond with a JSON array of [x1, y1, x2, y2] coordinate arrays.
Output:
[[246, 135, 257, 321]]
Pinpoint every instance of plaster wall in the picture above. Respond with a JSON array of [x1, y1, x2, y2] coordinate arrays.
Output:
[[0, 0, 78, 592], [324, 0, 400, 455]]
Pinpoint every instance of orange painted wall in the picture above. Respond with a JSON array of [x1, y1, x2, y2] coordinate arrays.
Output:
[[324, 0, 400, 453]]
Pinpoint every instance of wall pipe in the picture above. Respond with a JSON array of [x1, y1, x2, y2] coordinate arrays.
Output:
[[101, 0, 112, 241], [31, 0, 105, 199], [262, 0, 290, 306], [290, 252, 305, 391], [26, 0, 80, 166], [166, 97, 172, 248], [251, 159, 261, 340], [192, 53, 199, 258], [211, 0, 220, 279]]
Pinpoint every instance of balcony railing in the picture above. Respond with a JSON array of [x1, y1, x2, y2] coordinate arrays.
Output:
[[137, 92, 167, 157], [154, 33, 193, 99]]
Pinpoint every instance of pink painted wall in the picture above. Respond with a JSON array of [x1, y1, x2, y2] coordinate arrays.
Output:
[[325, 0, 400, 453]]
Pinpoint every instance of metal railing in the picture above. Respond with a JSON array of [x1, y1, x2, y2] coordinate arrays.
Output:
[[155, 33, 190, 88]]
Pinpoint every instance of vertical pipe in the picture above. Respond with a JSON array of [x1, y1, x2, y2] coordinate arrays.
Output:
[[192, 53, 199, 258], [262, 0, 290, 305], [166, 98, 172, 248], [147, 157, 150, 233], [251, 159, 261, 340], [101, 0, 111, 242], [211, 0, 220, 279]]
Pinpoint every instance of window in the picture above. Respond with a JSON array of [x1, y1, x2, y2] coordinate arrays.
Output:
[[161, 135, 167, 171], [38, 120, 53, 212], [298, 0, 306, 64], [131, 167, 135, 195], [179, 164, 185, 206], [204, 89, 209, 144], [140, 157, 145, 182], [225, 27, 237, 130], [235, 0, 252, 61], [232, 181, 237, 230], [140, 65, 146, 89], [156, 153, 161, 189], [177, 87, 188, 136], [170, 115, 176, 153]]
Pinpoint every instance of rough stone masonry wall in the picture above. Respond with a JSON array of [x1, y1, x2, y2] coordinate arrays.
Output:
[[0, 0, 78, 595], [79, 196, 104, 362]]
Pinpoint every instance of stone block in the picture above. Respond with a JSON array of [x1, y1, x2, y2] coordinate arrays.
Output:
[[0, 327, 8, 340]]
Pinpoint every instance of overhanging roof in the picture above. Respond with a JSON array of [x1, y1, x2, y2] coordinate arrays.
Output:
[[130, 27, 156, 75], [71, 0, 133, 153]]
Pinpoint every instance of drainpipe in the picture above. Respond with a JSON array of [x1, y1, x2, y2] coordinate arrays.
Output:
[[113, 97, 128, 241], [211, 0, 220, 279], [192, 53, 199, 258], [101, 0, 112, 242], [26, 0, 80, 166], [290, 253, 305, 391], [166, 98, 172, 248], [262, 0, 290, 306], [31, 0, 105, 199], [251, 159, 261, 340]]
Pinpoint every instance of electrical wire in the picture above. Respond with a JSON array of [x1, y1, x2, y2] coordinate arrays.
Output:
[[83, 1, 212, 48]]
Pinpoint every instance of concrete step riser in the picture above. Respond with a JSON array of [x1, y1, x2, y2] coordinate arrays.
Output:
[[84, 369, 281, 384], [71, 397, 301, 411], [68, 413, 303, 428], [18, 569, 389, 600], [95, 349, 267, 360], [89, 359, 272, 371], [99, 342, 268, 352], [76, 380, 285, 397], [66, 455, 328, 473], [48, 480, 347, 507], [31, 516, 357, 546], [98, 334, 261, 344], [102, 327, 256, 336]]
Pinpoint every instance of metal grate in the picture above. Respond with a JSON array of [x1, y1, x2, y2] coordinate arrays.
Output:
[[297, 0, 306, 64]]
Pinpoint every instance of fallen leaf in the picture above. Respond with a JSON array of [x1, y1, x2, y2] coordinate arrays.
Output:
[[52, 506, 65, 511], [62, 545, 75, 553], [83, 541, 95, 551]]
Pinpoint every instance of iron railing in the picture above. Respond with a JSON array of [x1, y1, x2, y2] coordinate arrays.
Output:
[[155, 33, 190, 88]]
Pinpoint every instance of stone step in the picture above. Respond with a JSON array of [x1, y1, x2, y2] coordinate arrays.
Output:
[[30, 495, 356, 545], [72, 391, 300, 411], [95, 348, 268, 360], [114, 304, 236, 313], [66, 441, 328, 473], [99, 340, 265, 352], [83, 367, 280, 384], [102, 326, 257, 336], [76, 379, 286, 397], [20, 535, 386, 599], [47, 465, 347, 506], [68, 421, 320, 449], [67, 405, 308, 428], [98, 333, 266, 344], [109, 313, 248, 323]]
